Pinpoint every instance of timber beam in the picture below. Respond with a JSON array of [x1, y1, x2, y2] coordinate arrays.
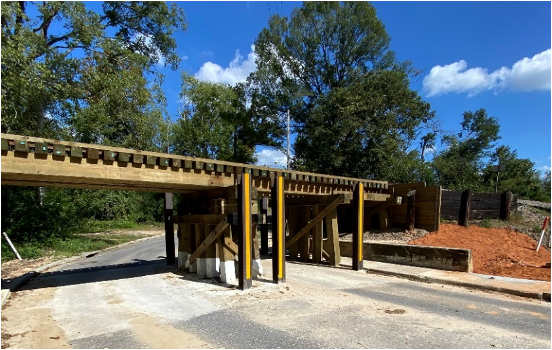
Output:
[[364, 196, 403, 218], [285, 194, 345, 249]]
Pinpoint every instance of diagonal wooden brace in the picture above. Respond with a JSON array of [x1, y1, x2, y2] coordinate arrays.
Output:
[[223, 236, 239, 255], [285, 194, 344, 249], [185, 218, 230, 267]]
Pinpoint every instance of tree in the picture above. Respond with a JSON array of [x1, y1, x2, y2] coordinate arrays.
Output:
[[252, 2, 434, 180], [1, 1, 186, 150], [433, 109, 500, 190], [1, 2, 186, 245], [482, 146, 546, 199], [172, 75, 284, 163]]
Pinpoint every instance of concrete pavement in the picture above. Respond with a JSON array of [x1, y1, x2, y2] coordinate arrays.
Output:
[[2, 244, 550, 308]]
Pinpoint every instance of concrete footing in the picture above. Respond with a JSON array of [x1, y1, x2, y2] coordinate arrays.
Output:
[[220, 260, 237, 284], [253, 258, 263, 277], [205, 258, 220, 278]]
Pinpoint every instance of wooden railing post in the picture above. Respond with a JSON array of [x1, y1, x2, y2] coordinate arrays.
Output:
[[260, 197, 269, 256], [406, 190, 416, 231], [500, 190, 512, 220], [459, 190, 472, 227]]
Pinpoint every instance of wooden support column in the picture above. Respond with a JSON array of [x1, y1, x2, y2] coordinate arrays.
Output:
[[195, 224, 206, 276], [238, 173, 253, 290], [500, 190, 512, 220], [164, 193, 175, 265], [406, 190, 416, 231], [299, 206, 311, 262], [271, 173, 286, 283], [288, 208, 299, 260], [260, 197, 269, 256], [460, 190, 471, 227], [252, 221, 263, 277], [188, 225, 198, 272], [312, 205, 323, 264], [325, 209, 341, 267], [218, 225, 236, 284], [352, 183, 364, 271], [177, 223, 193, 270], [205, 224, 219, 278]]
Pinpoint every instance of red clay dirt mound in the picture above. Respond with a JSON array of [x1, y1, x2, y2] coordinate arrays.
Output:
[[409, 223, 551, 282]]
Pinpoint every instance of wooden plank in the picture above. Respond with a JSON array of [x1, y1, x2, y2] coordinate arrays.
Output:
[[174, 214, 226, 225], [14, 140, 29, 153], [146, 155, 157, 165], [286, 194, 348, 207], [459, 190, 471, 227], [223, 236, 239, 255], [103, 150, 116, 161], [87, 148, 99, 159], [1, 152, 235, 193], [1, 138, 8, 151], [287, 208, 299, 259], [299, 206, 311, 262], [195, 160, 204, 170], [70, 146, 83, 158], [364, 193, 391, 201], [325, 209, 340, 267], [406, 190, 416, 231], [285, 195, 344, 249], [132, 154, 144, 164], [171, 158, 181, 168], [158, 157, 169, 167], [187, 218, 229, 266], [34, 142, 48, 154], [53, 144, 65, 156], [312, 205, 323, 264], [118, 152, 131, 163]]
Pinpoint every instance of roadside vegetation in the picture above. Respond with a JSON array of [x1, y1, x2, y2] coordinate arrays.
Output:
[[1, 2, 549, 263]]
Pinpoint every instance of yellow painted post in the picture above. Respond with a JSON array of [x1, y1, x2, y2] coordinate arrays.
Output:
[[353, 183, 364, 270], [271, 173, 286, 283], [238, 172, 253, 290]]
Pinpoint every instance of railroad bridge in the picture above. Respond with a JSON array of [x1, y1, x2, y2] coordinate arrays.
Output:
[[1, 134, 439, 289]]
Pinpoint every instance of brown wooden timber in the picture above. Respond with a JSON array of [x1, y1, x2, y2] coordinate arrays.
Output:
[[223, 236, 239, 255], [312, 205, 323, 263], [1, 134, 389, 195], [325, 209, 341, 266], [174, 214, 227, 225], [285, 195, 344, 249], [406, 190, 416, 231], [298, 206, 311, 262], [188, 219, 230, 266]]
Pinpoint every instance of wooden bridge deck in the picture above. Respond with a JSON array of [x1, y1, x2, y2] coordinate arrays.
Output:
[[1, 134, 389, 198]]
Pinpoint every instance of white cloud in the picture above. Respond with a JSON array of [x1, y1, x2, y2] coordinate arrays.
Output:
[[181, 55, 189, 61], [255, 148, 288, 168], [195, 45, 257, 85], [537, 165, 551, 175], [423, 49, 551, 97]]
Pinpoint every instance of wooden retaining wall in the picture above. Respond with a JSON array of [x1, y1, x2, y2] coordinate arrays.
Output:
[[441, 189, 517, 224], [389, 183, 441, 232]]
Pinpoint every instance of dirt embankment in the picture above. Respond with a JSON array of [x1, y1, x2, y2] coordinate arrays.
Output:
[[409, 224, 551, 282]]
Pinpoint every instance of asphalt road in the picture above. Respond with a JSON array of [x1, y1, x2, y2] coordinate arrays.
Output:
[[3, 236, 550, 349]]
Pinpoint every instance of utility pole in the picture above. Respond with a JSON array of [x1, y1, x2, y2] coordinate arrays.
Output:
[[493, 164, 505, 193], [287, 109, 290, 169]]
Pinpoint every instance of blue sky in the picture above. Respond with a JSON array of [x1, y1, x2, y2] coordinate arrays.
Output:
[[152, 1, 551, 173]]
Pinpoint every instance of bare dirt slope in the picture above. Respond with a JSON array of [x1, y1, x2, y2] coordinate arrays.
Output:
[[410, 223, 551, 281]]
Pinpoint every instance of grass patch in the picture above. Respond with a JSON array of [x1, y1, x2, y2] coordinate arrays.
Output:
[[1, 232, 150, 263], [77, 219, 139, 233]]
